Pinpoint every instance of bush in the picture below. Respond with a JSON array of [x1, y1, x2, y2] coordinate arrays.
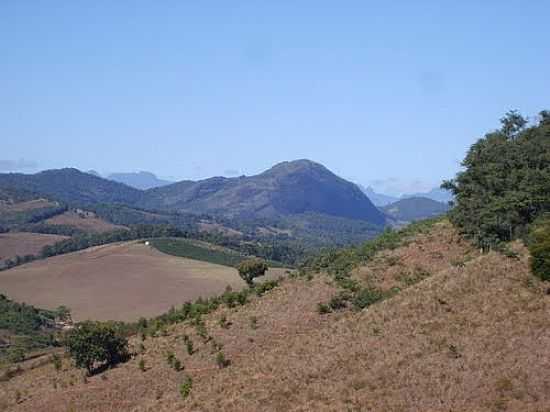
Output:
[[352, 287, 384, 310], [238, 258, 268, 287], [215, 351, 230, 368], [52, 353, 62, 371], [179, 375, 193, 399], [529, 216, 550, 281], [64, 321, 129, 375], [138, 358, 146, 372], [317, 303, 331, 314], [183, 335, 194, 355]]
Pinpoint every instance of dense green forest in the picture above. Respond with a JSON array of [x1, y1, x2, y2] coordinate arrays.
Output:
[[443, 110, 550, 249]]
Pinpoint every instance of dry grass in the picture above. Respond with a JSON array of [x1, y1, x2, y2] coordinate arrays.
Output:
[[2, 223, 550, 411], [0, 232, 68, 262], [0, 242, 285, 322], [45, 210, 126, 233]]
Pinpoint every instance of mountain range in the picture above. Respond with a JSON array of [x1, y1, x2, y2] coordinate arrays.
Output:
[[0, 160, 387, 241]]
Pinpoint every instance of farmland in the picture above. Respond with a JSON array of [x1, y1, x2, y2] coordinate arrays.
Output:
[[0, 232, 68, 264], [45, 210, 127, 233], [0, 241, 286, 322]]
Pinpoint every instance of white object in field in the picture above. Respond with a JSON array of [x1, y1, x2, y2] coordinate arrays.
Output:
[[145, 241, 150, 246]]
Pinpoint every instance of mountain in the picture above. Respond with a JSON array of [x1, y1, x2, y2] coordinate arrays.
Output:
[[382, 196, 450, 222], [401, 187, 453, 203], [141, 160, 386, 225], [107, 171, 173, 190], [0, 168, 142, 206], [359, 185, 398, 207]]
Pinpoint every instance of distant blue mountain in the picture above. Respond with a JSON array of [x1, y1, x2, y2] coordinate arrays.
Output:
[[107, 171, 173, 190]]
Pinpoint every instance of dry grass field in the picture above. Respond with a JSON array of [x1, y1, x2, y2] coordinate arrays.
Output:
[[0, 242, 286, 322], [2, 222, 549, 411], [0, 232, 68, 262], [45, 210, 126, 233]]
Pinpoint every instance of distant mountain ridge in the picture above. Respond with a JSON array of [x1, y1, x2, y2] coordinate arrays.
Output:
[[382, 196, 450, 223], [0, 160, 386, 227], [107, 171, 173, 190]]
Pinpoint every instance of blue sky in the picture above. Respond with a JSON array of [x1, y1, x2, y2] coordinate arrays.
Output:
[[1, 1, 549, 195]]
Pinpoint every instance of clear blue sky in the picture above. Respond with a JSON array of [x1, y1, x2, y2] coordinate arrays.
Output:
[[1, 1, 549, 195]]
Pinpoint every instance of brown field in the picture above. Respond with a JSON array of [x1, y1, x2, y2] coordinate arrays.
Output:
[[0, 232, 68, 262], [2, 221, 549, 412], [197, 221, 243, 237], [0, 242, 286, 322], [45, 210, 126, 233]]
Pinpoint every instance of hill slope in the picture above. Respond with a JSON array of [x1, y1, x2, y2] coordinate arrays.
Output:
[[142, 160, 385, 225], [0, 169, 142, 207], [2, 221, 549, 411]]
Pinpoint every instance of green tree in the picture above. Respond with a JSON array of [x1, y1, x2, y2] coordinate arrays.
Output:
[[237, 258, 268, 287], [528, 215, 550, 281], [64, 321, 128, 375]]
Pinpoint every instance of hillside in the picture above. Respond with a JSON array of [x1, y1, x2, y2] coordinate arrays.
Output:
[[0, 169, 142, 207], [383, 196, 450, 223], [142, 159, 385, 225], [1, 220, 548, 411]]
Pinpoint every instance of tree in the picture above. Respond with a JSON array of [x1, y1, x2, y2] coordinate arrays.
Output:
[[528, 215, 550, 281], [237, 258, 268, 287], [64, 321, 128, 375]]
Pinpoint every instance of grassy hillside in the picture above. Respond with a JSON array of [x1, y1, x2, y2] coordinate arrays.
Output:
[[2, 220, 548, 411]]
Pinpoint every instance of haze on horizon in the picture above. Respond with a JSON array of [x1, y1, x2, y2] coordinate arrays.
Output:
[[1, 2, 549, 196]]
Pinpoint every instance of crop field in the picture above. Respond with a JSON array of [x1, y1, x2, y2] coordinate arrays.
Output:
[[150, 238, 286, 268], [0, 241, 286, 322], [0, 232, 68, 263]]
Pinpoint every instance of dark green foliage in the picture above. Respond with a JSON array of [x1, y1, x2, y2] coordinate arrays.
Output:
[[150, 238, 247, 267], [183, 335, 194, 355], [317, 303, 331, 314], [64, 321, 129, 375], [352, 287, 384, 310], [253, 279, 279, 296], [173, 358, 182, 371], [528, 215, 550, 281], [179, 375, 192, 399], [328, 292, 349, 311], [166, 351, 176, 366], [443, 110, 550, 249], [138, 358, 146, 372], [238, 258, 268, 287], [215, 351, 230, 368]]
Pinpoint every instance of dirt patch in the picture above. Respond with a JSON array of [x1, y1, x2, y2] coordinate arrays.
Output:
[[45, 210, 126, 233], [0, 232, 68, 262], [0, 242, 285, 322]]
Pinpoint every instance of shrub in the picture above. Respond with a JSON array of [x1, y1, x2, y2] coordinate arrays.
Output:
[[166, 351, 175, 367], [238, 258, 268, 287], [179, 375, 193, 399], [64, 321, 129, 375], [219, 315, 230, 329], [352, 287, 384, 310], [328, 292, 349, 311], [183, 335, 194, 355], [215, 351, 230, 368], [173, 358, 182, 371], [52, 353, 62, 371], [249, 316, 258, 329], [317, 303, 331, 314], [138, 358, 145, 372], [529, 216, 550, 281]]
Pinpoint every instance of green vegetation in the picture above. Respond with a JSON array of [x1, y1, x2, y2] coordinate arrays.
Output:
[[443, 110, 550, 249], [528, 215, 550, 281], [215, 351, 230, 368], [237, 258, 269, 286], [64, 321, 129, 375], [179, 375, 193, 399], [150, 238, 246, 267], [0, 294, 60, 362]]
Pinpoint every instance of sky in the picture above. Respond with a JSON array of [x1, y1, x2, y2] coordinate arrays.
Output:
[[1, 1, 549, 196]]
